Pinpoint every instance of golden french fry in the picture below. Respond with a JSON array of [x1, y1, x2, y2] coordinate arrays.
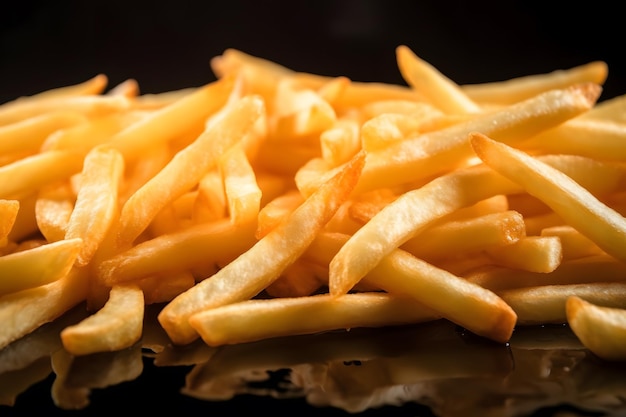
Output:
[[107, 75, 236, 160], [65, 146, 124, 266], [264, 259, 326, 298], [158, 151, 365, 345], [255, 189, 303, 239], [566, 295, 626, 361], [99, 217, 257, 285], [0, 200, 19, 242], [189, 292, 439, 347], [541, 225, 605, 260], [0, 238, 82, 296], [500, 282, 626, 325], [0, 150, 84, 199], [396, 45, 480, 114], [470, 132, 626, 263], [462, 61, 608, 105], [0, 267, 89, 350], [116, 95, 265, 246], [35, 182, 75, 243], [13, 74, 108, 101], [400, 210, 526, 262], [60, 284, 144, 356], [0, 112, 86, 156], [320, 118, 360, 167], [219, 145, 262, 225], [485, 235, 562, 273]]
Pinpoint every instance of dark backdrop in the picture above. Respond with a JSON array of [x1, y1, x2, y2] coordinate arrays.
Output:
[[2, 0, 625, 104]]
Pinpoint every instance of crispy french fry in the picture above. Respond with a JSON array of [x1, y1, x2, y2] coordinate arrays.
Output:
[[255, 189, 304, 239], [470, 132, 626, 263], [566, 296, 626, 361], [500, 282, 626, 325], [0, 238, 82, 296], [0, 200, 19, 242], [64, 146, 124, 266], [0, 267, 89, 350], [219, 145, 262, 225], [396, 45, 480, 115], [541, 225, 605, 260], [462, 61, 608, 105], [485, 235, 562, 273], [158, 151, 365, 345], [60, 284, 144, 356], [189, 292, 439, 347], [35, 182, 75, 243]]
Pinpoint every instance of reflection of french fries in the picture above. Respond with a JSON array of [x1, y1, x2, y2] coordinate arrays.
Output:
[[2, 44, 626, 375]]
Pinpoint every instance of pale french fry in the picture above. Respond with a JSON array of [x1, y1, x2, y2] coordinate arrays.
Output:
[[0, 150, 84, 199], [485, 235, 563, 273], [470, 132, 626, 263], [396, 45, 481, 114], [499, 282, 626, 325], [107, 75, 236, 160], [60, 284, 144, 356], [189, 292, 439, 347], [0, 267, 89, 350], [566, 296, 626, 361], [579, 92, 626, 123], [116, 95, 265, 246], [0, 238, 82, 296], [158, 151, 365, 345], [320, 118, 361, 167], [462, 61, 608, 105], [219, 145, 262, 225], [64, 146, 124, 266]]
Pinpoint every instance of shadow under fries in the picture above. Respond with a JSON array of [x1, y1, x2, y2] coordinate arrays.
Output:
[[2, 304, 626, 416]]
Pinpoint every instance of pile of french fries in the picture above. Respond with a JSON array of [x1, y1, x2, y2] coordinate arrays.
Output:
[[1, 45, 626, 362]]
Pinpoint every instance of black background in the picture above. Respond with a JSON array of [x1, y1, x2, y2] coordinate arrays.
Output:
[[2, 0, 625, 104], [1, 1, 625, 416]]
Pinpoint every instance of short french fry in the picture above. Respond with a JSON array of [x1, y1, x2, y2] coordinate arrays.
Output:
[[485, 236, 563, 273], [60, 284, 144, 356], [566, 296, 626, 361], [470, 132, 626, 263], [158, 151, 365, 345]]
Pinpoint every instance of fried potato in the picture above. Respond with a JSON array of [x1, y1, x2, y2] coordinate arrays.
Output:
[[566, 296, 626, 361], [60, 284, 144, 356]]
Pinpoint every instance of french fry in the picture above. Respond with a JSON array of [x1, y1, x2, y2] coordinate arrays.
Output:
[[64, 146, 124, 266], [255, 189, 304, 239], [0, 200, 19, 242], [396, 45, 481, 115], [470, 132, 626, 263], [35, 182, 75, 243], [60, 284, 144, 356], [541, 225, 605, 260], [0, 267, 89, 350], [485, 235, 562, 273], [107, 75, 236, 160], [158, 151, 365, 345], [500, 282, 626, 325], [219, 145, 262, 225], [0, 238, 82, 296], [116, 95, 265, 246], [10, 74, 108, 102], [462, 61, 608, 105], [0, 150, 84, 199], [566, 296, 626, 361], [189, 292, 439, 347]]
